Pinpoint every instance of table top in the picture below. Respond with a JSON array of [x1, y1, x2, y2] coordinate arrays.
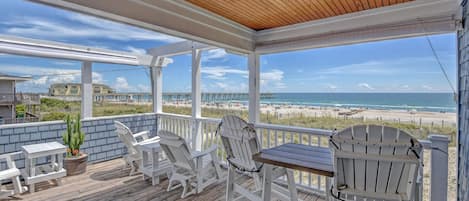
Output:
[[22, 141, 67, 154], [252, 143, 334, 177], [137, 138, 161, 151]]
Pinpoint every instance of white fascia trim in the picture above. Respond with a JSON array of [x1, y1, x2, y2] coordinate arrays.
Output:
[[256, 16, 458, 54], [256, 0, 459, 43], [148, 40, 215, 57], [0, 34, 157, 66]]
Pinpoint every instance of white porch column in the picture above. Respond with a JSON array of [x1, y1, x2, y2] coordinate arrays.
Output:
[[248, 52, 260, 123], [150, 66, 163, 113], [192, 46, 202, 151], [81, 61, 92, 119]]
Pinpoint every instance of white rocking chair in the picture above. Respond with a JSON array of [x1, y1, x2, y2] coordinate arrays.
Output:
[[329, 125, 422, 201], [219, 115, 298, 201], [158, 130, 222, 198], [0, 152, 27, 198], [114, 121, 159, 176]]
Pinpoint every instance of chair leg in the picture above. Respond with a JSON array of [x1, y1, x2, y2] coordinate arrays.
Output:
[[226, 165, 235, 201], [196, 171, 204, 194], [285, 170, 298, 201], [129, 161, 137, 176], [210, 152, 222, 180], [11, 176, 23, 194]]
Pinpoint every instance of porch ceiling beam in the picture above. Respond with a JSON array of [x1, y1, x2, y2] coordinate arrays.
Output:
[[0, 35, 161, 67], [255, 0, 459, 46], [148, 41, 215, 57], [256, 15, 459, 54], [31, 0, 255, 54]]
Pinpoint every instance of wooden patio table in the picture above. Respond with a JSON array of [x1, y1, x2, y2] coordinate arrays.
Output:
[[252, 143, 334, 201]]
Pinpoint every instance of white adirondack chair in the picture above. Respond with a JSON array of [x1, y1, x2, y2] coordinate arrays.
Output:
[[0, 152, 27, 198], [114, 121, 159, 176], [158, 130, 222, 198], [329, 125, 422, 201], [219, 115, 297, 201]]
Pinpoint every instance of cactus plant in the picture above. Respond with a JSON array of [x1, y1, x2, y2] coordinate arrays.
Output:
[[63, 114, 85, 157]]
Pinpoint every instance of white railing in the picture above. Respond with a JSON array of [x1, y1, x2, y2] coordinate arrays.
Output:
[[155, 113, 450, 201]]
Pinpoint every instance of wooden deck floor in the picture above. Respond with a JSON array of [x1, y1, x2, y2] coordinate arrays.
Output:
[[5, 159, 323, 201]]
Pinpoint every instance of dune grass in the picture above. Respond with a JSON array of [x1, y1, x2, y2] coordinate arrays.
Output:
[[34, 98, 457, 146]]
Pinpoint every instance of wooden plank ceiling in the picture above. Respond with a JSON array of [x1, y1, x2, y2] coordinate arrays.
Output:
[[185, 0, 414, 30]]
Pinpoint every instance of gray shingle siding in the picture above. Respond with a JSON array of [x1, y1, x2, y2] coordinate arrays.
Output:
[[459, 2, 469, 200], [0, 113, 157, 169]]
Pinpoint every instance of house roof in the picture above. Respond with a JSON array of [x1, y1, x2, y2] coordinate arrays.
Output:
[[0, 73, 32, 82]]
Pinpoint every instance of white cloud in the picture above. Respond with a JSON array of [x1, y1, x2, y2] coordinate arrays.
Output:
[[124, 46, 147, 55], [31, 76, 48, 85], [202, 49, 227, 62], [401, 85, 410, 89], [326, 84, 337, 89], [2, 13, 183, 43], [211, 82, 248, 93], [200, 66, 286, 91], [113, 77, 134, 92], [358, 83, 374, 90], [260, 69, 286, 90], [422, 84, 434, 90], [201, 66, 248, 80], [0, 65, 104, 88], [53, 61, 77, 66], [318, 57, 441, 76], [137, 84, 151, 92]]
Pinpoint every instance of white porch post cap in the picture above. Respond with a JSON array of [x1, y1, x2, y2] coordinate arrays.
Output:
[[139, 55, 173, 67]]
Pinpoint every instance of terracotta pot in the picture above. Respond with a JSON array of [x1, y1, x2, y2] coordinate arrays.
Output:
[[64, 153, 88, 176]]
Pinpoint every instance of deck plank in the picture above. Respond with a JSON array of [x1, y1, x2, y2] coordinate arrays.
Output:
[[3, 158, 323, 201]]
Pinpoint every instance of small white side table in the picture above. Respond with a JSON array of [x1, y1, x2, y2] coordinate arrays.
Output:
[[137, 139, 172, 186], [21, 142, 67, 193]]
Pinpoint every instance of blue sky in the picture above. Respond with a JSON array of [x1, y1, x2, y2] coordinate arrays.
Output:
[[0, 0, 457, 93]]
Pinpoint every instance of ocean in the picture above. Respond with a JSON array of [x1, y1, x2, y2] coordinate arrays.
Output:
[[260, 93, 457, 113]]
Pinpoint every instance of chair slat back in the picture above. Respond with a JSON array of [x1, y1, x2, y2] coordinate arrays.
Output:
[[159, 130, 195, 171], [331, 125, 422, 200], [114, 121, 139, 155], [219, 115, 260, 171]]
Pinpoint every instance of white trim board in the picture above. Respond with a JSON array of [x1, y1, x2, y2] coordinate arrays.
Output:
[[0, 34, 157, 66]]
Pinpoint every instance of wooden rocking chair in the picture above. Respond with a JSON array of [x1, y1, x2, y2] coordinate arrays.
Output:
[[158, 130, 222, 198], [329, 125, 422, 201], [219, 115, 298, 201]]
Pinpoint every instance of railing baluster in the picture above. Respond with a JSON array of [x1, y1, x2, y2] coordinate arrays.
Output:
[[275, 130, 278, 146], [267, 129, 271, 148], [282, 131, 286, 144]]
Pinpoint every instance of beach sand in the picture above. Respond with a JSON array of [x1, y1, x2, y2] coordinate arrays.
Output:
[[165, 102, 456, 125]]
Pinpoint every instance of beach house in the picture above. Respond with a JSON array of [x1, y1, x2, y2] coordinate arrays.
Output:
[[0, 73, 39, 124], [0, 0, 466, 201]]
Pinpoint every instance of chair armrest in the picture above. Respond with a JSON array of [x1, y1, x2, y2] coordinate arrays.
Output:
[[133, 130, 150, 141], [138, 136, 161, 145], [0, 151, 22, 160], [191, 145, 218, 159], [0, 152, 22, 169]]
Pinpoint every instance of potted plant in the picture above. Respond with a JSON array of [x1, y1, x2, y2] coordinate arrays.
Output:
[[62, 114, 87, 176]]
